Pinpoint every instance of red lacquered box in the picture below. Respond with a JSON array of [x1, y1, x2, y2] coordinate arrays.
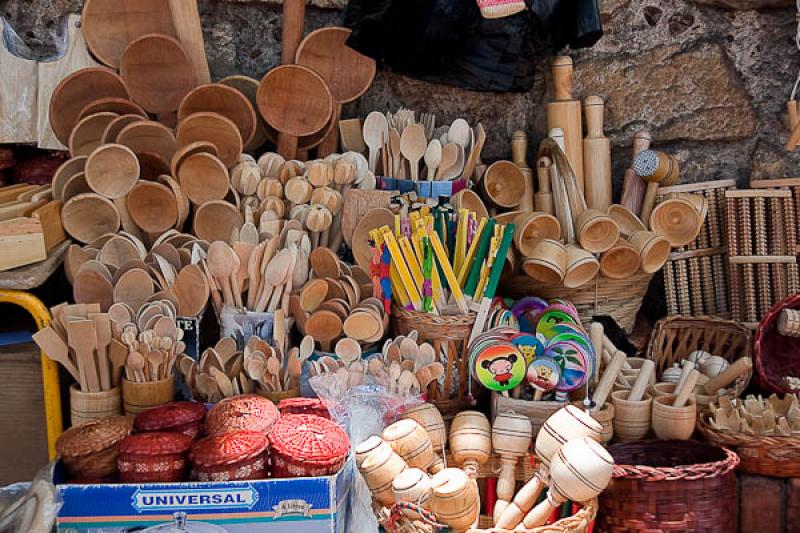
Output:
[[56, 416, 133, 480], [269, 414, 350, 478], [277, 397, 330, 419], [118, 432, 194, 483], [190, 430, 268, 482], [134, 401, 206, 438], [204, 394, 279, 436]]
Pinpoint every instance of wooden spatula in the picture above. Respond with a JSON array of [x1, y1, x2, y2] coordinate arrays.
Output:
[[67, 319, 100, 392], [108, 338, 128, 387], [90, 313, 112, 390], [32, 327, 80, 383]]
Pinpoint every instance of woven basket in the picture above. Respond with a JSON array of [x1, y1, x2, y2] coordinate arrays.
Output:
[[697, 414, 800, 477], [498, 271, 652, 333], [646, 315, 752, 399], [473, 499, 597, 532], [597, 440, 739, 533], [392, 305, 477, 417], [754, 292, 800, 393]]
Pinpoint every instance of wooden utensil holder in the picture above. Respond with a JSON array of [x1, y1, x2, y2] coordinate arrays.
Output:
[[258, 387, 299, 403], [652, 394, 696, 440], [611, 390, 652, 442], [122, 377, 174, 415], [69, 384, 122, 426]]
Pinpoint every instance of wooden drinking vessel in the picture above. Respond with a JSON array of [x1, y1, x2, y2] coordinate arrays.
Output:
[[521, 238, 567, 284], [611, 390, 652, 442], [69, 384, 122, 426], [449, 411, 491, 478], [563, 244, 600, 288], [600, 238, 642, 279], [650, 197, 702, 247], [481, 161, 526, 209], [430, 468, 479, 533], [513, 212, 561, 257], [382, 419, 435, 471], [576, 208, 619, 253], [629, 230, 670, 274], [401, 402, 446, 473], [652, 394, 696, 440], [122, 376, 174, 416]]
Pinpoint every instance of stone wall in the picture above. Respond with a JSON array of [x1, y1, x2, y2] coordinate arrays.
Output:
[[1, 0, 798, 194]]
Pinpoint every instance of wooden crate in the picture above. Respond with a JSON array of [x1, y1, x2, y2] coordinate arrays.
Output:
[[657, 179, 736, 318]]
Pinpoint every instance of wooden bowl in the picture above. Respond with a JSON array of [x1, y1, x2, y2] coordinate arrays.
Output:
[[52, 156, 87, 201], [136, 152, 171, 180], [257, 65, 333, 138], [178, 83, 257, 148], [120, 33, 195, 114], [78, 96, 146, 121], [521, 239, 567, 284], [62, 172, 92, 201], [101, 114, 144, 144], [49, 67, 129, 145], [126, 181, 178, 234], [68, 112, 119, 157], [514, 212, 561, 257], [62, 193, 121, 244], [116, 120, 178, 162], [218, 75, 270, 152], [650, 197, 702, 247], [193, 200, 243, 243], [599, 238, 641, 279], [651, 394, 696, 440], [628, 230, 670, 274], [157, 175, 191, 229], [176, 112, 243, 168], [576, 208, 620, 253], [85, 143, 140, 199], [607, 204, 647, 238], [563, 244, 600, 288], [177, 152, 230, 206], [171, 141, 219, 177], [482, 160, 525, 209], [451, 189, 489, 220]]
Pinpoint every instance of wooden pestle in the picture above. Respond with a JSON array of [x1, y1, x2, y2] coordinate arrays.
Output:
[[620, 130, 652, 216], [583, 96, 612, 211], [590, 322, 603, 386], [535, 156, 554, 215], [674, 360, 695, 394], [636, 150, 681, 224], [703, 357, 752, 394], [626, 359, 654, 401], [593, 351, 627, 410], [602, 335, 633, 370], [512, 131, 535, 212], [673, 369, 699, 408], [547, 56, 584, 193]]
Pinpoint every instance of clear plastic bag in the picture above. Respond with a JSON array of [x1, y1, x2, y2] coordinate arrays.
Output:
[[0, 462, 61, 533]]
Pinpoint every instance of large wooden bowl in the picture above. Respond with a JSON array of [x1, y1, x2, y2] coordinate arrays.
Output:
[[126, 181, 178, 234], [62, 192, 121, 244], [176, 112, 242, 168], [178, 83, 257, 148]]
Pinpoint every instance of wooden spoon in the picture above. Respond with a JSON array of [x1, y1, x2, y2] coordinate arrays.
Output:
[[363, 111, 388, 174], [67, 319, 99, 392], [207, 241, 237, 308], [435, 143, 459, 181], [255, 247, 292, 312], [400, 123, 426, 182], [424, 139, 442, 181], [448, 118, 470, 148]]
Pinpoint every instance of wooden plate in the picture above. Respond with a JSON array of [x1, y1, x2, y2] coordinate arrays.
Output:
[[171, 141, 219, 177], [126, 181, 178, 233], [177, 83, 257, 149], [49, 67, 129, 145], [52, 156, 87, 201], [117, 120, 178, 162], [82, 0, 176, 68], [61, 173, 92, 201], [137, 152, 171, 180], [62, 192, 121, 244], [101, 114, 144, 144], [309, 247, 341, 279], [177, 152, 230, 205], [218, 75, 269, 152], [352, 207, 394, 272], [176, 112, 242, 168], [192, 200, 243, 243], [78, 97, 146, 120], [121, 33, 195, 114], [85, 143, 140, 198]]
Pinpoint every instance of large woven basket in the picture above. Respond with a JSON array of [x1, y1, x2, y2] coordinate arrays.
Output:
[[392, 305, 477, 417], [645, 315, 752, 399], [473, 499, 597, 532], [754, 292, 800, 393], [697, 414, 800, 477], [597, 440, 739, 533], [498, 271, 652, 333]]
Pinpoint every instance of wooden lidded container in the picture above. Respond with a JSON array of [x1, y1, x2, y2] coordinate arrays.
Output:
[[431, 467, 480, 532], [392, 467, 432, 518], [611, 390, 652, 442], [121, 377, 174, 416], [449, 410, 492, 477], [535, 405, 603, 473], [358, 438, 408, 507], [401, 402, 446, 472], [69, 384, 122, 426], [492, 411, 533, 501], [652, 395, 697, 440], [382, 418, 435, 471]]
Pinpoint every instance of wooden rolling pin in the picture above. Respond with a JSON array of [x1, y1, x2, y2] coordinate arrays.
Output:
[[703, 357, 753, 394], [512, 131, 535, 212], [547, 56, 584, 194], [583, 96, 612, 211], [620, 130, 652, 216], [673, 369, 699, 408], [635, 150, 681, 224], [593, 351, 626, 409], [535, 156, 554, 215], [626, 359, 654, 401]]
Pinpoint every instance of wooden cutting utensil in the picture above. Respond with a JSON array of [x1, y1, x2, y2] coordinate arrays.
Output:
[[400, 123, 426, 181], [67, 319, 100, 392], [32, 327, 80, 383]]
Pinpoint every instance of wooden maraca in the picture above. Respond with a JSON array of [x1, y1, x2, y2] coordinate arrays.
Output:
[[522, 436, 614, 528], [430, 468, 480, 533], [382, 418, 435, 472], [494, 405, 603, 530], [491, 412, 533, 522], [449, 411, 491, 478], [401, 402, 446, 473], [635, 149, 680, 224]]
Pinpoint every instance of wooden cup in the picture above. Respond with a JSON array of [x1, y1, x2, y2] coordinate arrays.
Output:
[[521, 239, 567, 284], [576, 208, 619, 253], [600, 238, 641, 279], [650, 197, 702, 247], [69, 384, 122, 426], [611, 390, 652, 442], [652, 394, 696, 440], [513, 212, 561, 257], [481, 161, 526, 209], [607, 204, 647, 238], [122, 377, 174, 415], [652, 382, 677, 398], [628, 230, 670, 274], [563, 245, 600, 288]]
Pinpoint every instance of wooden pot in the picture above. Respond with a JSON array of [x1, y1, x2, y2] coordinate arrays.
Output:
[[563, 244, 600, 288], [449, 411, 491, 477], [652, 394, 696, 440], [513, 212, 561, 257], [430, 467, 479, 532], [121, 377, 174, 416], [521, 239, 567, 284], [401, 403, 446, 473], [576, 208, 619, 253], [392, 467, 432, 518], [358, 438, 408, 506], [382, 419, 435, 471], [492, 412, 533, 501], [573, 401, 614, 444], [611, 390, 652, 442], [69, 384, 122, 426], [628, 230, 670, 274]]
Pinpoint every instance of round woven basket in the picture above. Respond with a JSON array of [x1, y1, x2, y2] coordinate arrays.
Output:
[[754, 292, 800, 393], [697, 414, 800, 477], [597, 440, 739, 533], [392, 305, 476, 417], [498, 271, 652, 333]]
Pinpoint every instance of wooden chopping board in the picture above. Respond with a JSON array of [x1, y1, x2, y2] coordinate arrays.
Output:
[[0, 17, 37, 143]]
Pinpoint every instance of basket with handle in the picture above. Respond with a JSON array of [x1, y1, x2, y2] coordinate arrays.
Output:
[[754, 292, 800, 393]]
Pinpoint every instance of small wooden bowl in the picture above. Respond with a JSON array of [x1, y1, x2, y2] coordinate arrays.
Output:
[[650, 197, 702, 247], [62, 172, 92, 201], [563, 244, 599, 288], [136, 152, 171, 180], [451, 189, 489, 220], [628, 230, 670, 274], [521, 238, 567, 283], [126, 181, 178, 233], [176, 112, 243, 168], [52, 156, 87, 201], [193, 200, 243, 243], [85, 143, 140, 199], [68, 111, 119, 157], [78, 96, 146, 121], [178, 83, 257, 149], [171, 141, 219, 178], [481, 160, 525, 209], [157, 175, 191, 229], [101, 114, 144, 144], [62, 193, 121, 244], [514, 212, 561, 257], [177, 152, 230, 205], [117, 120, 178, 162], [599, 238, 641, 280], [651, 394, 696, 440], [577, 208, 620, 253], [120, 33, 195, 114]]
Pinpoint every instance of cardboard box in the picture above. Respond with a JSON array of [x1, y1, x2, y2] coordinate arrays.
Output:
[[55, 458, 353, 532]]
